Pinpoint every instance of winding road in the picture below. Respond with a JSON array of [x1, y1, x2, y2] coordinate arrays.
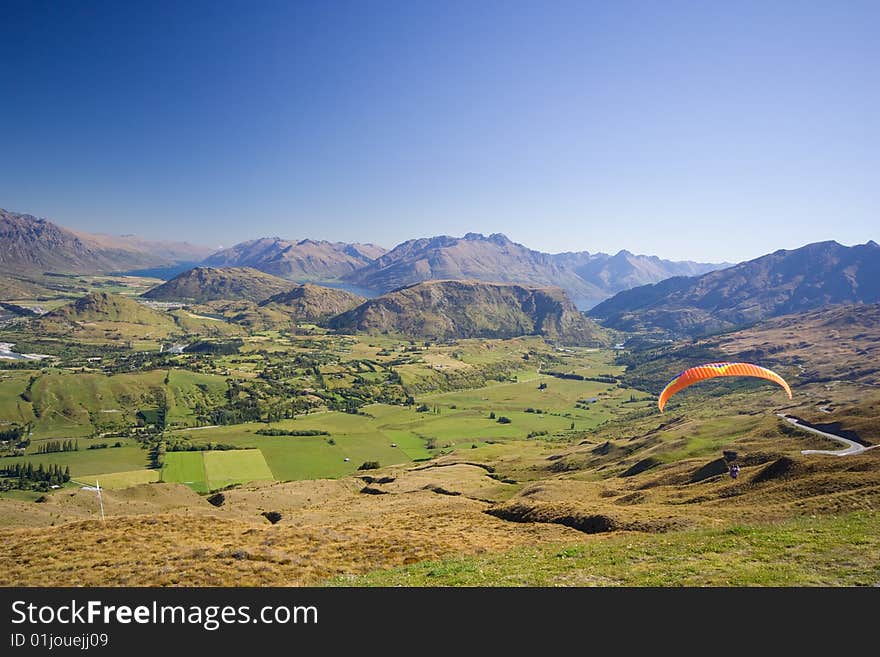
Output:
[[777, 413, 878, 456]]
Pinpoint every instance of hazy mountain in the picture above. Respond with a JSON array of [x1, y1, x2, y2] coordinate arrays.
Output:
[[343, 232, 725, 308], [141, 267, 294, 302], [0, 208, 210, 274], [259, 283, 365, 323], [201, 237, 387, 281], [69, 230, 212, 264], [589, 240, 880, 336], [568, 250, 727, 296], [343, 233, 603, 306], [329, 279, 607, 344]]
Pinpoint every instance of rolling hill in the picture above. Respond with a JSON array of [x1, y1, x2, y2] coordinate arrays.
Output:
[[141, 267, 294, 302], [343, 232, 723, 309], [0, 208, 210, 274], [33, 291, 178, 337], [201, 237, 386, 281], [329, 279, 606, 344], [590, 240, 880, 336], [259, 283, 365, 323]]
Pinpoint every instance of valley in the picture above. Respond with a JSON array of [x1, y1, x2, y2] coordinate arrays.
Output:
[[1, 209, 878, 587]]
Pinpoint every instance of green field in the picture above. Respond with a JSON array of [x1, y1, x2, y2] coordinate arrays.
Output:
[[203, 450, 273, 489], [2, 443, 149, 478], [2, 340, 659, 489], [91, 469, 160, 489], [162, 449, 275, 491], [161, 452, 207, 492]]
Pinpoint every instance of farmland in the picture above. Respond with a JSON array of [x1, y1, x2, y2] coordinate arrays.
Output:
[[1, 297, 878, 588]]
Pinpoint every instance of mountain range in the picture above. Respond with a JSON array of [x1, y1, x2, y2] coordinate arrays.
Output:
[[589, 240, 880, 336], [5, 207, 879, 342], [201, 237, 386, 281], [0, 208, 726, 309], [340, 232, 723, 308], [0, 209, 210, 274]]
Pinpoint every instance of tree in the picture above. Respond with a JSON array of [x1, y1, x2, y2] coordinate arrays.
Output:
[[489, 411, 496, 419]]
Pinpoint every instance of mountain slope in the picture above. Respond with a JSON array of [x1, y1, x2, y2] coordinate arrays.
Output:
[[329, 279, 607, 344], [0, 209, 210, 274], [259, 283, 365, 323], [33, 292, 177, 337], [202, 237, 386, 281], [141, 267, 294, 302], [343, 232, 724, 308], [590, 240, 880, 336]]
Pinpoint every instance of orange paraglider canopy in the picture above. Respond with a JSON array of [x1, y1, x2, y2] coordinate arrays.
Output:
[[658, 362, 792, 412]]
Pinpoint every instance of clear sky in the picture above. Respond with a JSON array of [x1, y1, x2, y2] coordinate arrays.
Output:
[[1, 0, 877, 262]]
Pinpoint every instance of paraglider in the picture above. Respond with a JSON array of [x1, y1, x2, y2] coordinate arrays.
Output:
[[658, 362, 792, 413]]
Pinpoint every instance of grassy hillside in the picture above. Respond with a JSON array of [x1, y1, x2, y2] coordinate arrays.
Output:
[[0, 368, 229, 437], [333, 511, 880, 586], [142, 266, 294, 302], [331, 280, 608, 345]]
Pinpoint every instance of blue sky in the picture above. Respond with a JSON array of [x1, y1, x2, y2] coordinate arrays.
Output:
[[0, 0, 877, 262]]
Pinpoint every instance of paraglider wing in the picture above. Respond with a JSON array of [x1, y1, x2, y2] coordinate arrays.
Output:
[[657, 362, 792, 412]]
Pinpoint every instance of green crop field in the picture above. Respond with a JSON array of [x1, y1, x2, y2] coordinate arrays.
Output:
[[2, 444, 149, 478], [161, 452, 208, 492], [203, 450, 273, 489], [93, 469, 160, 489]]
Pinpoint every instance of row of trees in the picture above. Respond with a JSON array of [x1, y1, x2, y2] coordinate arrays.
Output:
[[1, 462, 70, 486], [34, 439, 78, 454]]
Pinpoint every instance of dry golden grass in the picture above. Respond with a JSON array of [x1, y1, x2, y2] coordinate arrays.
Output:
[[0, 471, 581, 586], [4, 436, 878, 587]]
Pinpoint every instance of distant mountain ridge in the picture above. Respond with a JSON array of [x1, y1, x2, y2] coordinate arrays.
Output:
[[340, 232, 724, 308], [202, 237, 387, 281], [329, 279, 607, 344], [0, 208, 210, 274], [589, 240, 880, 336], [1, 207, 728, 307]]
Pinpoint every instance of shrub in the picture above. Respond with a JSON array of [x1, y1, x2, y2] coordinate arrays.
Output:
[[262, 511, 282, 524], [496, 416, 512, 424], [358, 461, 380, 470], [207, 492, 225, 507]]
